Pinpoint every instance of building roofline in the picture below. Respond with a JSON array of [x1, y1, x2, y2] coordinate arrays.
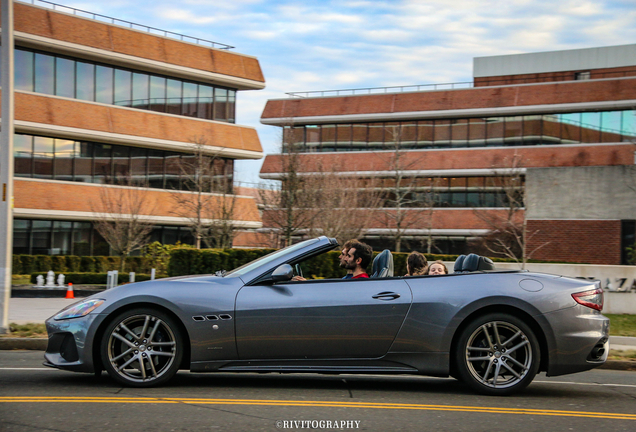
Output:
[[474, 44, 636, 78], [15, 32, 265, 90], [261, 97, 636, 126]]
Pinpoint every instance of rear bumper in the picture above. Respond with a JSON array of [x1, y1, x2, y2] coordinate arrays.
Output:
[[543, 306, 610, 376]]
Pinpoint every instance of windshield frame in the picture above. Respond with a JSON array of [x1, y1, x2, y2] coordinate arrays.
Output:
[[224, 238, 322, 278]]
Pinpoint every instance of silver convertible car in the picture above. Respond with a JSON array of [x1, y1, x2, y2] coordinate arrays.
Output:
[[44, 236, 609, 396]]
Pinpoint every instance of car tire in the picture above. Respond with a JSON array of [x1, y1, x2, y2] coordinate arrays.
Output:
[[455, 313, 540, 396], [100, 308, 183, 387]]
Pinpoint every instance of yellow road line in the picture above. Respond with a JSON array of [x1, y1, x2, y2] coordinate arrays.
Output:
[[0, 397, 635, 420]]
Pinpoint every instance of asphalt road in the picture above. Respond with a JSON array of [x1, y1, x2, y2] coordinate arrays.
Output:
[[1, 351, 635, 432]]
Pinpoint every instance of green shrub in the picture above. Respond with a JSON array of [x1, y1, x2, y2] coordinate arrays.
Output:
[[80, 256, 96, 273], [168, 248, 202, 276], [19, 255, 35, 275], [12, 255, 22, 275], [66, 255, 81, 272], [95, 256, 110, 273], [34, 255, 53, 272], [51, 256, 67, 273], [168, 247, 276, 277]]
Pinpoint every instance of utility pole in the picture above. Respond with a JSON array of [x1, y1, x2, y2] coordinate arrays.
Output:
[[0, 0, 15, 334]]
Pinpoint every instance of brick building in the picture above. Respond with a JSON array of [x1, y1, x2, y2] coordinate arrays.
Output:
[[2, 1, 265, 255], [260, 44, 636, 265]]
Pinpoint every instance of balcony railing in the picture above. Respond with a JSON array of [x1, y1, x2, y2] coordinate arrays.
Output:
[[19, 0, 235, 50], [286, 82, 474, 98]]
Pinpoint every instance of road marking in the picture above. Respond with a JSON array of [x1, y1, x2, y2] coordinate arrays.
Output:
[[0, 397, 634, 420]]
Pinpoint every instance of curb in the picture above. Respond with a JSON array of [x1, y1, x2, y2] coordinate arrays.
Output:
[[599, 360, 636, 371], [0, 338, 47, 350], [0, 339, 635, 372]]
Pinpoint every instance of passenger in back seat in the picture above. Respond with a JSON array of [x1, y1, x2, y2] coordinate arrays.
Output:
[[405, 251, 428, 276], [427, 260, 448, 275]]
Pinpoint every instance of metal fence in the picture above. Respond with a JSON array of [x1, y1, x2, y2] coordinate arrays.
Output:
[[286, 82, 474, 98]]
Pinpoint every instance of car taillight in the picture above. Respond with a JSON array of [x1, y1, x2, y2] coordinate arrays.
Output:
[[572, 288, 604, 311]]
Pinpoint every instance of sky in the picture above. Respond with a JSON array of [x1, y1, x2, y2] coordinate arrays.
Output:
[[50, 0, 636, 185]]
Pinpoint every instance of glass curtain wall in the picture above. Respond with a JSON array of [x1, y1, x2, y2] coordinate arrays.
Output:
[[13, 219, 195, 256], [12, 47, 236, 123], [14, 133, 234, 193], [283, 110, 636, 153]]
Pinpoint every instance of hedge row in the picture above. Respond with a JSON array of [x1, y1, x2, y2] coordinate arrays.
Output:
[[13, 255, 153, 275], [15, 248, 521, 280], [30, 272, 153, 285], [168, 248, 277, 277], [167, 247, 480, 278]]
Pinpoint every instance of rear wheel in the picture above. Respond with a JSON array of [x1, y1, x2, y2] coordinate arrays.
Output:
[[100, 308, 183, 387], [455, 313, 540, 396]]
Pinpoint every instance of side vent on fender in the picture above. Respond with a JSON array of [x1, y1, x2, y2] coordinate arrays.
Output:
[[192, 316, 206, 322]]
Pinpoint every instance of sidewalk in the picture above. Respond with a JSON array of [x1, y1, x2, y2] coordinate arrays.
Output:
[[8, 297, 79, 324]]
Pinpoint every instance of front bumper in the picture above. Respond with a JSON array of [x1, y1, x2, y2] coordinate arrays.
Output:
[[44, 313, 107, 373]]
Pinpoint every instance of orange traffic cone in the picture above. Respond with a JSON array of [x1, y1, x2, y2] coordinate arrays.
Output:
[[65, 282, 74, 299]]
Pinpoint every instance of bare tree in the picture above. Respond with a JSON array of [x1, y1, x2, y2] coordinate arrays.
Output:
[[259, 127, 319, 247], [474, 154, 548, 268], [170, 137, 237, 249], [377, 124, 435, 252], [306, 168, 382, 245], [92, 177, 156, 272]]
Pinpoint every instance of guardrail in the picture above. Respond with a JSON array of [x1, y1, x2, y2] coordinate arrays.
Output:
[[19, 0, 235, 50], [286, 82, 474, 98]]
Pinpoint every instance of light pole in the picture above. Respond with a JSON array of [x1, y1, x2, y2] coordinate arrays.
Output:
[[0, 0, 15, 334]]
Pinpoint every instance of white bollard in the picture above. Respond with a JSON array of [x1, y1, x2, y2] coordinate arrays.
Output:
[[151, 268, 156, 281], [129, 272, 135, 283]]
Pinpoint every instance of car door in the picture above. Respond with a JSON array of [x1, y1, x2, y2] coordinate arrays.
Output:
[[234, 278, 412, 360]]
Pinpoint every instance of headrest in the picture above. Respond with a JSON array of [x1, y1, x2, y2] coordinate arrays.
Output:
[[461, 253, 495, 272], [454, 255, 466, 273], [371, 249, 394, 278]]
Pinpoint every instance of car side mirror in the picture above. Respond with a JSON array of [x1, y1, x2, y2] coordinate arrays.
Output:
[[271, 264, 294, 282]]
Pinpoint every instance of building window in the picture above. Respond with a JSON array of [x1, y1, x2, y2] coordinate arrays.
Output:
[[13, 219, 197, 256], [575, 71, 591, 80], [14, 47, 237, 123], [282, 109, 636, 153], [14, 133, 234, 193]]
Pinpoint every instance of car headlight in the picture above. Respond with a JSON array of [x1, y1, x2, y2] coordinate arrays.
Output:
[[54, 299, 105, 320]]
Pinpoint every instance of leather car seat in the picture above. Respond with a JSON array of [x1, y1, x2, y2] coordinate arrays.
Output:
[[371, 249, 394, 278]]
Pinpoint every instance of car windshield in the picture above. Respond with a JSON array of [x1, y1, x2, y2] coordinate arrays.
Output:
[[224, 238, 321, 278]]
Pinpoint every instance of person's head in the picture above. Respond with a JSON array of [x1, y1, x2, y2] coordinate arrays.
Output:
[[428, 260, 448, 275], [406, 251, 428, 276], [343, 241, 372, 272], [339, 239, 358, 268]]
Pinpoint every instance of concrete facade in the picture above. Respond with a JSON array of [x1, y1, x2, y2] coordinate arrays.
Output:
[[526, 165, 636, 220], [474, 44, 636, 77]]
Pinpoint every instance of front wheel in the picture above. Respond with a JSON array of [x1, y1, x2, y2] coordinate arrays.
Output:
[[101, 308, 183, 387], [455, 313, 540, 396]]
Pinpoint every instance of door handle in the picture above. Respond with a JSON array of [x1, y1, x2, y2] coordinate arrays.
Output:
[[372, 291, 400, 300]]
